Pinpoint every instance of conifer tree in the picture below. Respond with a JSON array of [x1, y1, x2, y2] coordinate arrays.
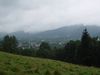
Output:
[[79, 28, 92, 65], [2, 35, 18, 52]]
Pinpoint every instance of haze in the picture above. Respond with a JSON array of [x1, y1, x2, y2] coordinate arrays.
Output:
[[0, 0, 100, 33]]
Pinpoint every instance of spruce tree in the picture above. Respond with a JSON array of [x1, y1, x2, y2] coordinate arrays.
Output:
[[37, 42, 51, 58], [2, 35, 18, 53], [79, 28, 92, 65], [2, 35, 10, 51]]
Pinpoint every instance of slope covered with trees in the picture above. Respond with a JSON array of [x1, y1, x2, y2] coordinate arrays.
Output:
[[1, 29, 100, 67]]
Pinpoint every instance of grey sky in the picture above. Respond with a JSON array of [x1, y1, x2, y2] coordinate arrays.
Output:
[[0, 0, 100, 33]]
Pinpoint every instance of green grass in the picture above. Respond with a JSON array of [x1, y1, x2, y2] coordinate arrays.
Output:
[[0, 51, 100, 75]]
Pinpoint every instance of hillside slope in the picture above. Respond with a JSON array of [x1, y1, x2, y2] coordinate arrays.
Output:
[[4, 25, 99, 42], [0, 51, 100, 75], [32, 25, 100, 40], [1, 25, 100, 42]]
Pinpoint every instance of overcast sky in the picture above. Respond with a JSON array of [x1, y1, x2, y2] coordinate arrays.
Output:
[[0, 0, 100, 33]]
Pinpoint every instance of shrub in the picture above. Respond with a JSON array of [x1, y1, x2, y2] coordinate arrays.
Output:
[[54, 70, 62, 75], [45, 70, 52, 75]]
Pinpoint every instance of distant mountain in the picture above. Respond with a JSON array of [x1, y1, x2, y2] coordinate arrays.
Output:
[[30, 25, 100, 41], [1, 25, 100, 42]]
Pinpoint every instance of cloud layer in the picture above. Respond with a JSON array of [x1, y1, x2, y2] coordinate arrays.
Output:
[[0, 0, 100, 33]]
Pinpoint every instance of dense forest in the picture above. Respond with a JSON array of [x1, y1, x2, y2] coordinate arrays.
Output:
[[1, 28, 100, 67]]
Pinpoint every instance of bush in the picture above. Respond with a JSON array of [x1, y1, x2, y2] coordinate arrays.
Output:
[[45, 70, 52, 75], [54, 70, 62, 75], [0, 70, 6, 75]]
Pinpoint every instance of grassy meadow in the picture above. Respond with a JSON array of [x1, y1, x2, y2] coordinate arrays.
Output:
[[0, 51, 100, 75]]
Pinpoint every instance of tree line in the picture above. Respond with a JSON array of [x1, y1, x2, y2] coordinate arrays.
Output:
[[1, 29, 100, 67]]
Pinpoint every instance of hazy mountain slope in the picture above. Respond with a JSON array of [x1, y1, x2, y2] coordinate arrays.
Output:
[[1, 25, 100, 41], [30, 25, 100, 40]]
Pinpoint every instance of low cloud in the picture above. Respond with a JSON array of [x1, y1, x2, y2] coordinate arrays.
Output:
[[0, 0, 100, 33]]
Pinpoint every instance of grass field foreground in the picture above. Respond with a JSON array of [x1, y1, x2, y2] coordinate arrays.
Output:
[[0, 51, 100, 75]]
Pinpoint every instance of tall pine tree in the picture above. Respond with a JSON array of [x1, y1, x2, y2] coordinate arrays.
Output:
[[2, 35, 18, 53], [79, 28, 92, 65]]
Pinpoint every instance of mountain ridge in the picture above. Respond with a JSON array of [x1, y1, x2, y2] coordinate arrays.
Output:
[[1, 25, 100, 41]]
